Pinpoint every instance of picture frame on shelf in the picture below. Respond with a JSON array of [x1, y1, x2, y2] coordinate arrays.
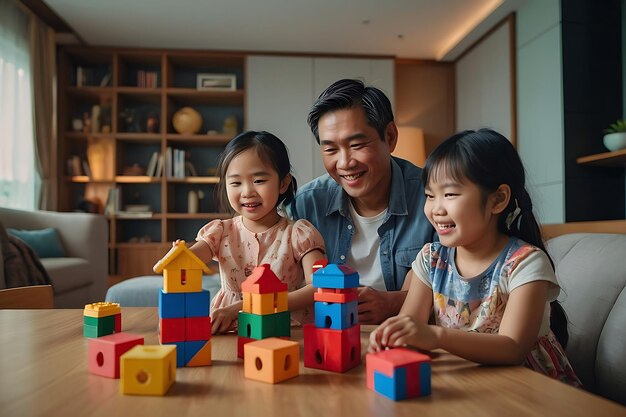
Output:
[[196, 73, 236, 91]]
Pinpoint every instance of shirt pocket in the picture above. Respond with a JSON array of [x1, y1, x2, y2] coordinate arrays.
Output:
[[394, 246, 421, 269]]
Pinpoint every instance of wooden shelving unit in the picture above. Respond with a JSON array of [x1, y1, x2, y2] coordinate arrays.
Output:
[[58, 46, 244, 279], [576, 148, 626, 167]]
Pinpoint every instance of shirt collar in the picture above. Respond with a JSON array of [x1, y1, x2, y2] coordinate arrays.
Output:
[[325, 157, 409, 217]]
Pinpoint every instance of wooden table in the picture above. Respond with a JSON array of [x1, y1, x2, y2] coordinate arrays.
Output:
[[1, 308, 624, 417]]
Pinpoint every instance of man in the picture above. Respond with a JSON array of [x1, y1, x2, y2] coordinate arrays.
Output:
[[288, 79, 435, 324]]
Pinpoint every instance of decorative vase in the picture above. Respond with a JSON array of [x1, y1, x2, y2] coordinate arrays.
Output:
[[172, 107, 202, 135], [603, 132, 626, 152]]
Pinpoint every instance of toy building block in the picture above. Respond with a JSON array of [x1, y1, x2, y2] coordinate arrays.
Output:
[[185, 340, 212, 366], [366, 348, 431, 400], [120, 345, 176, 395], [314, 300, 358, 330], [237, 336, 257, 359], [185, 316, 212, 341], [159, 317, 185, 343], [161, 342, 185, 367], [313, 287, 358, 304], [243, 291, 288, 315], [311, 258, 328, 273], [303, 324, 361, 372], [185, 290, 210, 317], [84, 301, 122, 334], [312, 264, 359, 289], [159, 290, 185, 318], [84, 314, 116, 338], [88, 333, 144, 378], [152, 240, 210, 293], [244, 338, 299, 384], [241, 264, 288, 294], [238, 310, 290, 339]]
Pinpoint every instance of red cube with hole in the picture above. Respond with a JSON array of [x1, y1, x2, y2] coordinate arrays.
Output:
[[303, 323, 361, 372], [88, 332, 144, 378]]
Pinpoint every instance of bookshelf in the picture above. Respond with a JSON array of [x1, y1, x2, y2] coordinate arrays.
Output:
[[58, 46, 244, 280]]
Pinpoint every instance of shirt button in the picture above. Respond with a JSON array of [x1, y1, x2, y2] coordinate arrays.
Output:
[[347, 225, 352, 230], [383, 251, 388, 255], [340, 255, 346, 260]]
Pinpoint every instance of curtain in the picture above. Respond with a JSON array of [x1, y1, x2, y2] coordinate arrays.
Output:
[[0, 0, 36, 210], [29, 14, 57, 210]]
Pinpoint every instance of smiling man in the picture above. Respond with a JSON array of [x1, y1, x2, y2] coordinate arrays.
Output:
[[288, 79, 435, 324]]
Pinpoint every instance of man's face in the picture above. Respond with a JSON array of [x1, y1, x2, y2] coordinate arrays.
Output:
[[318, 107, 397, 215]]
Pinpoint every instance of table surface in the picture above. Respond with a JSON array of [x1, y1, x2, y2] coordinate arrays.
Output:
[[1, 308, 624, 417]]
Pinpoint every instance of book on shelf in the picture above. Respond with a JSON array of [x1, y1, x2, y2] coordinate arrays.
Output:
[[116, 211, 153, 218], [68, 155, 83, 176], [154, 154, 164, 178], [104, 186, 121, 216], [76, 66, 93, 87], [82, 159, 92, 178], [146, 151, 159, 177]]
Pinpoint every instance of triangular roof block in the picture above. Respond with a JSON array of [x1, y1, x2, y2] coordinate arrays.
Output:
[[312, 263, 359, 289], [241, 264, 288, 294], [153, 241, 210, 274]]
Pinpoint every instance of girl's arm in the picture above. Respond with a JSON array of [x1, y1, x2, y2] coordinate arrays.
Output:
[[377, 280, 550, 365], [287, 249, 325, 311]]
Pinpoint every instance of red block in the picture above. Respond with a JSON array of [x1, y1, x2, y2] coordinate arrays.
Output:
[[238, 336, 256, 359], [313, 287, 358, 303], [159, 317, 185, 343], [303, 324, 361, 372], [88, 332, 144, 378], [186, 316, 212, 341], [114, 313, 122, 333], [366, 348, 431, 398]]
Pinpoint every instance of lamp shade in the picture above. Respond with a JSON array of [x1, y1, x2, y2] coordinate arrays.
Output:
[[394, 126, 426, 167]]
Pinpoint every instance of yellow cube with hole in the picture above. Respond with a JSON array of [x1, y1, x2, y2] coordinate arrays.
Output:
[[244, 338, 299, 383], [120, 345, 176, 395], [242, 291, 288, 315]]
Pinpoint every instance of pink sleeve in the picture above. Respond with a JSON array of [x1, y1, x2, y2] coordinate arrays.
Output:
[[195, 219, 224, 260], [291, 219, 325, 261]]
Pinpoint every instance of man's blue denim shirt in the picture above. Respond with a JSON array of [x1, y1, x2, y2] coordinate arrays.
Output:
[[287, 157, 435, 291]]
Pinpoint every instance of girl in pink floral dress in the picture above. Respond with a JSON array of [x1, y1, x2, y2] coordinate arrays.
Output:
[[185, 131, 325, 333], [369, 129, 581, 387]]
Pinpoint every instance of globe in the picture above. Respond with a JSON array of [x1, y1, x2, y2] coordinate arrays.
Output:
[[172, 107, 202, 134]]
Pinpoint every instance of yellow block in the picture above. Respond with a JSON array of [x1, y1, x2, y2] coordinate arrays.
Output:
[[163, 269, 203, 293], [120, 345, 176, 396], [244, 338, 299, 383], [83, 302, 121, 318], [242, 291, 288, 315], [186, 340, 212, 367]]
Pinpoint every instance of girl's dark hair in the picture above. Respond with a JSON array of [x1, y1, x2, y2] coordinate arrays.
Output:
[[215, 130, 297, 213], [422, 128, 569, 347], [307, 78, 394, 144]]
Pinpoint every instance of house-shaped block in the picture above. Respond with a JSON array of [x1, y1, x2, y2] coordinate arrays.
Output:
[[120, 345, 177, 396], [303, 323, 361, 372], [312, 264, 359, 289], [314, 300, 358, 330], [366, 347, 431, 400], [241, 264, 288, 315], [152, 241, 210, 293], [88, 332, 144, 378]]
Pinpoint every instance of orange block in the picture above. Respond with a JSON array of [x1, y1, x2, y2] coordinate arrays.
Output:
[[186, 340, 212, 367], [244, 338, 299, 383]]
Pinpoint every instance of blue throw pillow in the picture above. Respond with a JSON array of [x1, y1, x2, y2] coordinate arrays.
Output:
[[7, 227, 66, 258]]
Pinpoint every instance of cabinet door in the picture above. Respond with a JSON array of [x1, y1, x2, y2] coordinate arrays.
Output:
[[246, 56, 318, 184]]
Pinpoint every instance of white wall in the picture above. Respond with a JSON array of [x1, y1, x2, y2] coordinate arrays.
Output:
[[516, 0, 564, 224], [455, 22, 512, 139]]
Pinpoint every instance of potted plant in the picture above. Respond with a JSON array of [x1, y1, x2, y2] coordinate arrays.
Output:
[[603, 119, 626, 151]]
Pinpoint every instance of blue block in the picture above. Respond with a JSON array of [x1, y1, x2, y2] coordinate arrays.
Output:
[[314, 300, 358, 329], [159, 290, 185, 318], [185, 290, 210, 317], [312, 264, 359, 289], [184, 340, 207, 365], [419, 362, 431, 396], [374, 367, 407, 401], [163, 341, 185, 368]]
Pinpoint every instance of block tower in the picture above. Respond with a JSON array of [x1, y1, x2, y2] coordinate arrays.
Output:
[[153, 241, 212, 367], [237, 264, 290, 358], [304, 263, 361, 372], [366, 347, 431, 401]]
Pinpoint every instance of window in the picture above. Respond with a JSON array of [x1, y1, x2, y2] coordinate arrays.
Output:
[[0, 1, 37, 210]]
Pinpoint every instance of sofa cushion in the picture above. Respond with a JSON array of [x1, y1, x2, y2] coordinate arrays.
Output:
[[547, 233, 626, 405], [7, 228, 66, 258], [41, 258, 92, 294]]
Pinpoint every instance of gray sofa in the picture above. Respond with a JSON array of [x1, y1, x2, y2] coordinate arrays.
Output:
[[0, 206, 108, 308], [547, 232, 626, 406]]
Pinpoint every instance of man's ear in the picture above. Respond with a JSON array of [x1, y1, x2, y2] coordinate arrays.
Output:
[[280, 173, 292, 194], [491, 184, 511, 214], [385, 122, 398, 152]]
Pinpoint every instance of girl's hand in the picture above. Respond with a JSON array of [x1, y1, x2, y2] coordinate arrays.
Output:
[[172, 239, 184, 247], [368, 314, 439, 353], [210, 303, 240, 334]]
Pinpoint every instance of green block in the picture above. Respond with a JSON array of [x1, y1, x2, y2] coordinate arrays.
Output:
[[83, 315, 115, 337], [238, 311, 291, 339]]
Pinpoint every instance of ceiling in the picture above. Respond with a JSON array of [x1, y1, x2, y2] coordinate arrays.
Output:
[[43, 0, 526, 61]]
